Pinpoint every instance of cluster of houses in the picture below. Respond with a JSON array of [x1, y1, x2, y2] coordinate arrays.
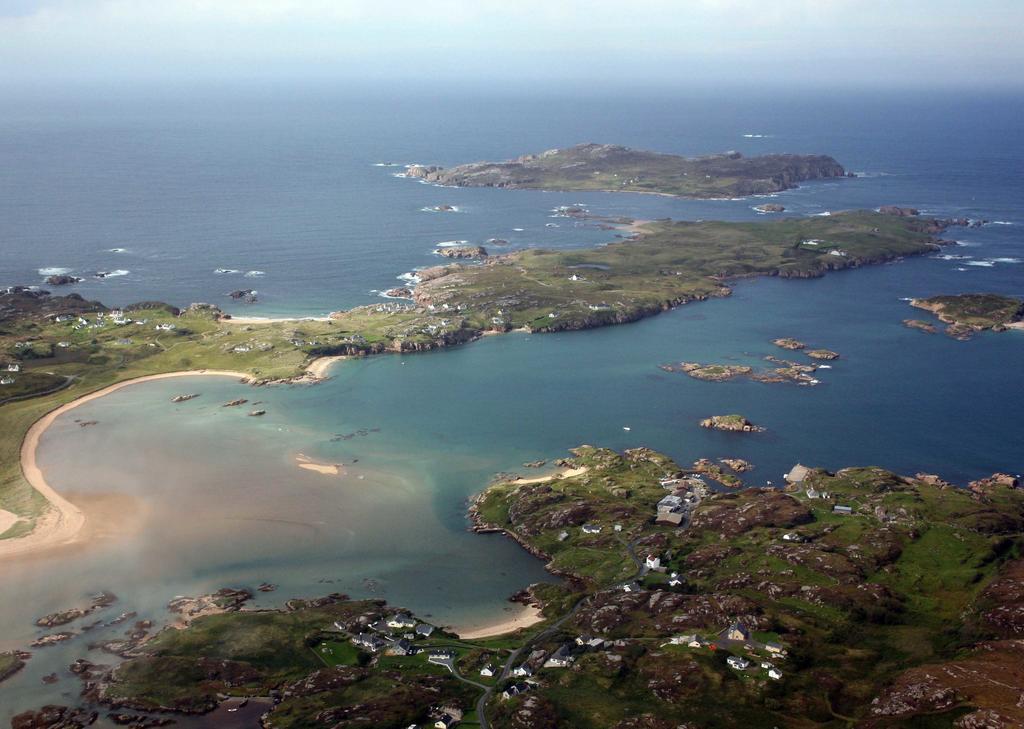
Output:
[[347, 612, 437, 658], [667, 621, 786, 681], [785, 464, 856, 517], [655, 475, 706, 526]]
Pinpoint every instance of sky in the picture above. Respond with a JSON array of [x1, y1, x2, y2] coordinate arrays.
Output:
[[0, 0, 1022, 89]]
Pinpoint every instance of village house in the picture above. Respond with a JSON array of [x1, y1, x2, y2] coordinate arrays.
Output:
[[725, 622, 751, 642], [511, 664, 533, 678], [581, 523, 602, 534], [764, 642, 787, 656], [351, 633, 387, 653], [645, 554, 661, 570], [669, 634, 698, 646], [502, 683, 530, 700], [387, 613, 417, 629], [668, 572, 683, 587], [768, 668, 783, 680], [414, 623, 435, 638], [543, 644, 576, 668], [7, 363, 21, 372], [727, 655, 751, 670], [833, 504, 854, 515], [386, 638, 416, 656], [621, 581, 642, 593], [0, 376, 15, 385], [479, 664, 494, 677]]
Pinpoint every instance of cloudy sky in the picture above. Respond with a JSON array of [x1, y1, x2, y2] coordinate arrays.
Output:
[[1, 0, 1021, 88]]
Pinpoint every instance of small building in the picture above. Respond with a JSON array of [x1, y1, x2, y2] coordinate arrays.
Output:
[[7, 363, 20, 372], [386, 638, 416, 656], [0, 376, 14, 385], [414, 623, 435, 638], [668, 572, 682, 587], [502, 682, 530, 700], [480, 665, 495, 677], [725, 623, 751, 642], [511, 664, 533, 678], [764, 642, 786, 656], [768, 668, 783, 680], [782, 532, 801, 542], [543, 644, 575, 668], [655, 510, 684, 526], [727, 656, 751, 670], [645, 555, 661, 570], [581, 523, 602, 534], [557, 530, 569, 542], [613, 524, 622, 532], [833, 505, 854, 515], [387, 613, 417, 629], [621, 581, 642, 593], [805, 486, 820, 499], [351, 633, 387, 653], [760, 661, 774, 670], [433, 714, 460, 729]]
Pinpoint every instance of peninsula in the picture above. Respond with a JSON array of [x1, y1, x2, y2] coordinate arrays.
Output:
[[404, 144, 850, 199], [46, 446, 1024, 728]]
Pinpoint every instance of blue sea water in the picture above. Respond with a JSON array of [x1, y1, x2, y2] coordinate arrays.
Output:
[[1, 85, 1023, 721]]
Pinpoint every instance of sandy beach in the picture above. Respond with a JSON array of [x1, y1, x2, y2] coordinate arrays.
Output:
[[222, 315, 331, 324], [456, 602, 544, 639], [513, 466, 588, 485], [305, 355, 347, 379], [0, 509, 20, 538], [0, 369, 250, 559]]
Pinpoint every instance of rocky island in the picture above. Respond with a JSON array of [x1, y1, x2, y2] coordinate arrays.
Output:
[[404, 144, 851, 199], [699, 414, 764, 432], [910, 293, 1024, 339]]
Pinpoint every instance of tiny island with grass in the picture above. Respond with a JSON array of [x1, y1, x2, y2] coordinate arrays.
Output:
[[909, 293, 1024, 339]]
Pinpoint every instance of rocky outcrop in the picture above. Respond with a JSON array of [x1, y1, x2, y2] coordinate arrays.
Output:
[[44, 274, 83, 286], [689, 490, 813, 538], [754, 203, 785, 213], [904, 319, 937, 334], [806, 348, 839, 360], [12, 706, 99, 729], [35, 592, 117, 628], [699, 415, 763, 433], [773, 337, 805, 350], [435, 245, 487, 259]]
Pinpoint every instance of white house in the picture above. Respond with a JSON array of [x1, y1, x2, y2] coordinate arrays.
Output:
[[0, 376, 14, 385], [645, 555, 661, 570], [581, 523, 602, 535], [7, 363, 20, 372], [511, 664, 533, 678], [387, 613, 417, 629], [727, 656, 751, 670], [480, 665, 494, 677], [768, 668, 783, 680]]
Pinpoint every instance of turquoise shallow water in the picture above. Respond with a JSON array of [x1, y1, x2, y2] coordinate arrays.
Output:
[[1, 87, 1023, 721]]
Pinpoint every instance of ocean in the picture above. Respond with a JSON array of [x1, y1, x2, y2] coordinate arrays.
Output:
[[1, 85, 1023, 721]]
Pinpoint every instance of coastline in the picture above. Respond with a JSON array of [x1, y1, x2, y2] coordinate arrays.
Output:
[[455, 602, 544, 639], [1, 369, 251, 558]]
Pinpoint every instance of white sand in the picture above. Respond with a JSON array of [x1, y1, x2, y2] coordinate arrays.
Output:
[[456, 603, 544, 639], [513, 466, 588, 485], [0, 369, 249, 559], [0, 509, 21, 537]]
